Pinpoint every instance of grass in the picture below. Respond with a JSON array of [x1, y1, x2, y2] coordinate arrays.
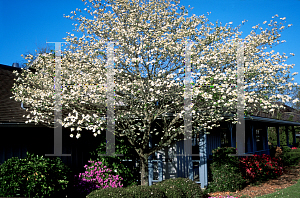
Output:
[[82, 176, 300, 198], [255, 153, 300, 198], [255, 178, 300, 198], [205, 178, 300, 198]]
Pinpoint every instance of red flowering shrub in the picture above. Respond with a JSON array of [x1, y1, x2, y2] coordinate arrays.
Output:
[[239, 154, 283, 183]]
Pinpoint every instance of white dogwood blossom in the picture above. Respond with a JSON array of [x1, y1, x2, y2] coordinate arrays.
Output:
[[10, 0, 299, 186]]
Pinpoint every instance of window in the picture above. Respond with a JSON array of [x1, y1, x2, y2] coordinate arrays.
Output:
[[221, 128, 230, 147], [256, 129, 264, 151], [192, 133, 198, 146], [192, 133, 200, 161]]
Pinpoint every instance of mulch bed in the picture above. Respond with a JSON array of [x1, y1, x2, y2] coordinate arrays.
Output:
[[206, 161, 300, 198]]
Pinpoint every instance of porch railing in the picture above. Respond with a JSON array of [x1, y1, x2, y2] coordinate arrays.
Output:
[[245, 149, 270, 156], [148, 154, 163, 185]]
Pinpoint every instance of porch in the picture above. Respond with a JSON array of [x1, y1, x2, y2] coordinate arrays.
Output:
[[148, 116, 300, 189]]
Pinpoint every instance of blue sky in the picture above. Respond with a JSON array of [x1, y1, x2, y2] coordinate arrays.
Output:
[[1, 0, 299, 92]]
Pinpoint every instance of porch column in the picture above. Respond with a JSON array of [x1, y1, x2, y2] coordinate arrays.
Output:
[[199, 129, 208, 189], [246, 122, 252, 153], [228, 122, 235, 148], [292, 126, 296, 146], [265, 125, 270, 155], [276, 125, 280, 147], [251, 123, 256, 154], [286, 125, 289, 147]]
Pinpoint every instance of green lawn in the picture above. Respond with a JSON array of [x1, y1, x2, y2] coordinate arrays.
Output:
[[220, 169, 300, 198], [256, 178, 300, 198], [207, 178, 300, 198]]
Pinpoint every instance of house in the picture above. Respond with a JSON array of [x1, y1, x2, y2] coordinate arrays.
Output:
[[148, 102, 300, 188], [0, 63, 140, 182], [1, 63, 300, 190]]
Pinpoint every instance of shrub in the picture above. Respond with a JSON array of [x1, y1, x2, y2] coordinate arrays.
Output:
[[73, 174, 102, 197], [211, 147, 240, 168], [73, 160, 123, 197], [239, 154, 283, 183], [206, 147, 246, 193], [151, 180, 184, 197], [87, 184, 165, 197], [0, 151, 71, 198], [282, 146, 291, 153], [208, 164, 246, 192], [281, 146, 300, 166], [157, 177, 204, 198], [126, 185, 166, 197], [87, 187, 134, 197], [87, 177, 204, 197], [89, 132, 140, 188]]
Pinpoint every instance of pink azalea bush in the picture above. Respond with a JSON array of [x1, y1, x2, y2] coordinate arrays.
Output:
[[73, 160, 123, 196]]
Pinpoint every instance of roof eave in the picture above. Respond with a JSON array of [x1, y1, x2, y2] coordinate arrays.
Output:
[[224, 114, 300, 126], [0, 122, 48, 127]]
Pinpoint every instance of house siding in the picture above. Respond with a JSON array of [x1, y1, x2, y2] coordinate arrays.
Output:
[[0, 127, 119, 176]]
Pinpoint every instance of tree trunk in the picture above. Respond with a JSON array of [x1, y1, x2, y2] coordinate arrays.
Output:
[[140, 156, 149, 186]]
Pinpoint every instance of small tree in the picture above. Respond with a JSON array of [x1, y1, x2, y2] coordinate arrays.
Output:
[[11, 0, 299, 186]]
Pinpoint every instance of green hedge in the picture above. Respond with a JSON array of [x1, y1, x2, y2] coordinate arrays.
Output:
[[206, 147, 246, 193], [281, 146, 300, 166], [153, 177, 204, 198], [87, 177, 204, 198], [87, 184, 165, 197]]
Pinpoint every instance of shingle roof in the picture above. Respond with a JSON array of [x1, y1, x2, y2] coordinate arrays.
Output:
[[0, 64, 35, 123], [0, 64, 122, 125], [246, 102, 300, 123]]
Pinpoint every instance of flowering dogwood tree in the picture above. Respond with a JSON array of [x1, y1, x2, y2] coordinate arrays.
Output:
[[10, 0, 299, 186]]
